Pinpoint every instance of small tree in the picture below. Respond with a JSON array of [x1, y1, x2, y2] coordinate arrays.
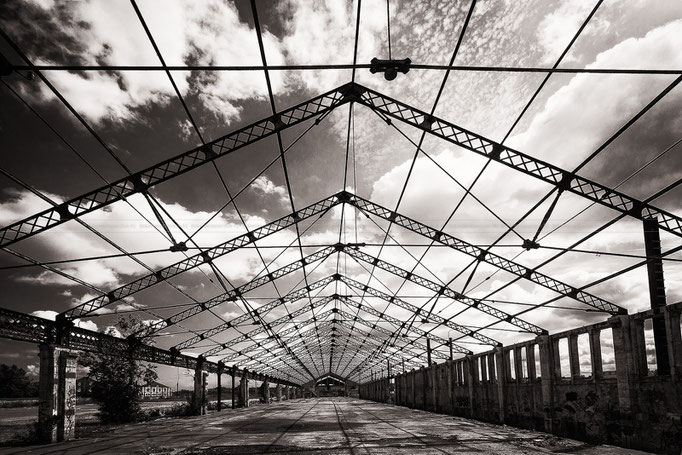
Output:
[[79, 316, 157, 423], [0, 364, 38, 398]]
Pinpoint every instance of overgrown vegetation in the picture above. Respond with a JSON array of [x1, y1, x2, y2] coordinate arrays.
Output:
[[0, 364, 38, 398], [78, 315, 157, 424]]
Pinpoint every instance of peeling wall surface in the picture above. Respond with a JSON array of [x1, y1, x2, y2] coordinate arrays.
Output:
[[360, 302, 682, 455]]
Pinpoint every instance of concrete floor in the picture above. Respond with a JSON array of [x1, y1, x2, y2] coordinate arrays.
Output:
[[0, 398, 650, 455]]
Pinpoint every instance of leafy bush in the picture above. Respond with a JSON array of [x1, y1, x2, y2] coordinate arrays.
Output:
[[78, 316, 158, 424]]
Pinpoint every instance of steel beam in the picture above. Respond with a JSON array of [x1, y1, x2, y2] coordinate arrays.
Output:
[[0, 85, 352, 248], [344, 192, 626, 315], [355, 83, 682, 239]]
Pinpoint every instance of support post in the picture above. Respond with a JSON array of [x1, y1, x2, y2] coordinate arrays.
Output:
[[526, 345, 536, 380], [217, 362, 224, 412], [643, 217, 670, 375], [568, 334, 581, 380], [231, 368, 236, 409], [664, 307, 682, 378], [38, 344, 77, 443], [494, 347, 506, 424], [427, 338, 432, 366], [537, 335, 555, 433], [276, 383, 282, 402], [260, 377, 270, 403], [588, 329, 604, 379], [449, 337, 453, 361], [239, 369, 249, 408], [192, 357, 207, 415], [465, 355, 475, 418]]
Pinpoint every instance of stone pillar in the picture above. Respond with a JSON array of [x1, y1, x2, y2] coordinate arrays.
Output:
[[611, 316, 638, 413], [537, 335, 555, 433], [275, 383, 282, 402], [568, 334, 581, 380], [231, 368, 236, 409], [192, 359, 207, 415], [588, 329, 603, 379], [465, 355, 475, 418], [238, 369, 249, 408], [217, 362, 224, 412], [664, 307, 682, 378], [260, 378, 270, 403], [526, 345, 536, 380], [430, 364, 438, 411], [631, 318, 648, 376], [494, 347, 506, 424], [514, 347, 524, 382], [38, 344, 77, 443], [447, 360, 454, 414]]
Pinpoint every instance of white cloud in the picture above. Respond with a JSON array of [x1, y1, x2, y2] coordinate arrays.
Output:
[[251, 175, 288, 205], [30, 310, 59, 320], [536, 0, 598, 63], [508, 19, 682, 169], [30, 309, 99, 331]]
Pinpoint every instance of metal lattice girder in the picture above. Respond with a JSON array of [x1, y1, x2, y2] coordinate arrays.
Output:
[[334, 318, 431, 376], [0, 306, 296, 386], [230, 311, 428, 370], [141, 246, 337, 336], [263, 322, 424, 374], [199, 295, 337, 357], [221, 311, 336, 362], [343, 247, 544, 336], [344, 193, 626, 315], [336, 295, 469, 355], [0, 84, 354, 248], [65, 196, 341, 319], [334, 310, 451, 360], [175, 276, 336, 351], [339, 275, 491, 349], [354, 83, 682, 239], [232, 318, 335, 367], [235, 334, 316, 382]]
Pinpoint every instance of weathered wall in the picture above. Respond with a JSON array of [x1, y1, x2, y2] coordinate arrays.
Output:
[[359, 302, 682, 454]]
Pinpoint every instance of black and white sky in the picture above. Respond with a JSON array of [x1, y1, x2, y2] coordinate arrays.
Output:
[[1, 0, 681, 386]]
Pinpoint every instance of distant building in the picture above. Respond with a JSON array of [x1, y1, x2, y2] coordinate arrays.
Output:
[[141, 380, 172, 398]]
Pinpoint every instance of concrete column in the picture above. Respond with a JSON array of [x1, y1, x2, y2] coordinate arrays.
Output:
[[632, 318, 649, 376], [514, 347, 524, 382], [526, 345, 536, 380], [504, 350, 513, 381], [610, 315, 638, 413], [192, 360, 207, 415], [217, 363, 223, 412], [231, 368, 236, 409], [410, 369, 416, 407], [275, 383, 282, 402], [238, 369, 249, 408], [588, 329, 603, 379], [551, 338, 562, 378], [664, 307, 682, 378], [465, 355, 475, 418], [537, 335, 555, 433], [487, 353, 496, 382], [430, 364, 438, 411], [494, 347, 505, 424], [446, 360, 453, 414], [568, 334, 581, 380], [260, 378, 270, 403], [38, 344, 77, 443]]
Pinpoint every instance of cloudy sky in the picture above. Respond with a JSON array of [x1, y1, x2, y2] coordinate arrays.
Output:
[[1, 0, 681, 386]]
